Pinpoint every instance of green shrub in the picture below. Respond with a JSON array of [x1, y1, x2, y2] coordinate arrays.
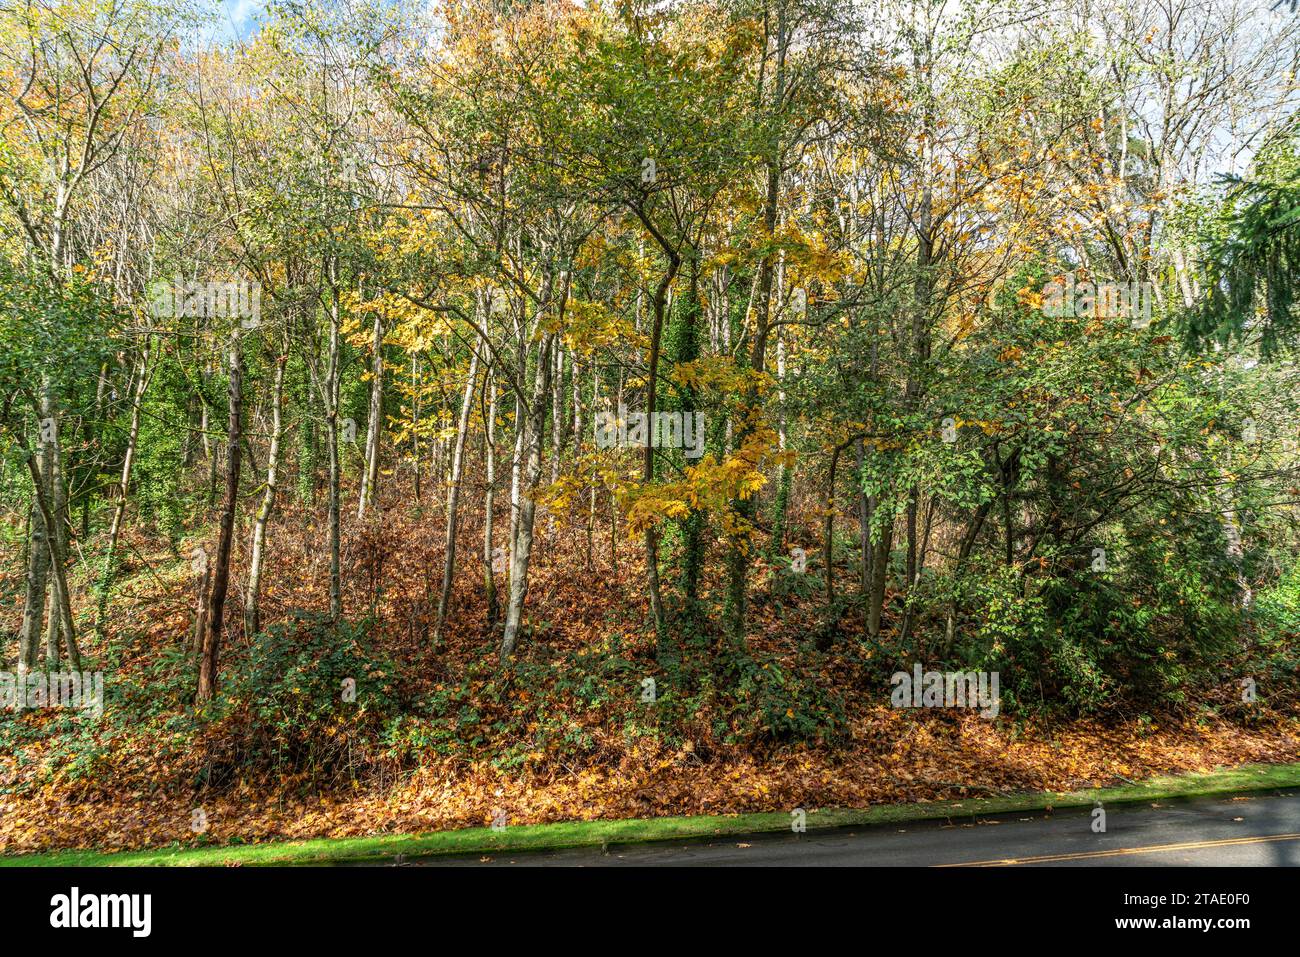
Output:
[[207, 612, 398, 782]]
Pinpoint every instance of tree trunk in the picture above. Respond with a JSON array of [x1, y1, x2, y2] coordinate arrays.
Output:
[[203, 387, 219, 510], [97, 345, 152, 637], [642, 252, 679, 639], [245, 354, 286, 638], [483, 369, 500, 627], [41, 390, 69, 665], [769, 331, 791, 560], [867, 525, 893, 639], [586, 367, 599, 571], [297, 362, 317, 506], [191, 563, 211, 658], [508, 390, 525, 563], [23, 443, 80, 671], [196, 343, 243, 704], [823, 443, 843, 608], [675, 254, 705, 613], [357, 311, 384, 519], [325, 284, 343, 622], [434, 348, 480, 645], [500, 333, 554, 661], [857, 439, 870, 595], [17, 490, 50, 678], [546, 348, 565, 540]]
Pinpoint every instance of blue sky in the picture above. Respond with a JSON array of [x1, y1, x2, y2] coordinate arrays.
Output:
[[217, 0, 264, 43]]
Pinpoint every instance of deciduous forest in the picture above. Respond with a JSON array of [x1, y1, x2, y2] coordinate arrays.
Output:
[[2, 0, 1300, 856]]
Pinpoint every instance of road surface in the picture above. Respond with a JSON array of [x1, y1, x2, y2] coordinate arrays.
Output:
[[405, 788, 1300, 866]]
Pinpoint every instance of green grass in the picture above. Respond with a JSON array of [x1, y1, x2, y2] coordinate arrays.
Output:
[[6, 761, 1300, 867]]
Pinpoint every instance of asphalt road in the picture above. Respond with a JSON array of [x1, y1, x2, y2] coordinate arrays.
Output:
[[409, 788, 1300, 866]]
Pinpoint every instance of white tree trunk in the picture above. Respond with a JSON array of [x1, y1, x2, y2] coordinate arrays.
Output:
[[483, 371, 499, 625], [245, 356, 286, 637], [357, 311, 384, 519], [500, 334, 553, 660], [434, 348, 480, 644]]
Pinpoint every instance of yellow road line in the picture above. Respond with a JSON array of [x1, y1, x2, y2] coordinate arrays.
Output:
[[936, 832, 1300, 867]]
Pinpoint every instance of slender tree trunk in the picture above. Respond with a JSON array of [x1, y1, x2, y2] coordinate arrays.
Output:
[[191, 562, 210, 657], [823, 443, 843, 608], [22, 449, 79, 671], [357, 312, 384, 519], [41, 390, 68, 665], [867, 523, 892, 639], [586, 367, 599, 571], [547, 348, 565, 540], [197, 343, 243, 704], [325, 284, 343, 622], [769, 332, 791, 560], [203, 387, 219, 510], [97, 345, 152, 637], [857, 439, 870, 595], [571, 351, 583, 452], [20, 381, 54, 676], [245, 354, 286, 638], [434, 349, 480, 644], [901, 495, 938, 648], [905, 490, 919, 592], [17, 490, 50, 678], [500, 334, 553, 661], [106, 353, 149, 557], [508, 390, 525, 562], [642, 254, 679, 639], [410, 353, 422, 501], [675, 253, 704, 614], [900, 50, 937, 622], [483, 369, 500, 627]]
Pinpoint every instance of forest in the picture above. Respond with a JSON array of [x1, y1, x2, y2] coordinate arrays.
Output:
[[1, 0, 1299, 856]]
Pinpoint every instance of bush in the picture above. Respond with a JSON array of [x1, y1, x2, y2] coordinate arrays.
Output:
[[730, 649, 847, 746], [203, 612, 399, 785]]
